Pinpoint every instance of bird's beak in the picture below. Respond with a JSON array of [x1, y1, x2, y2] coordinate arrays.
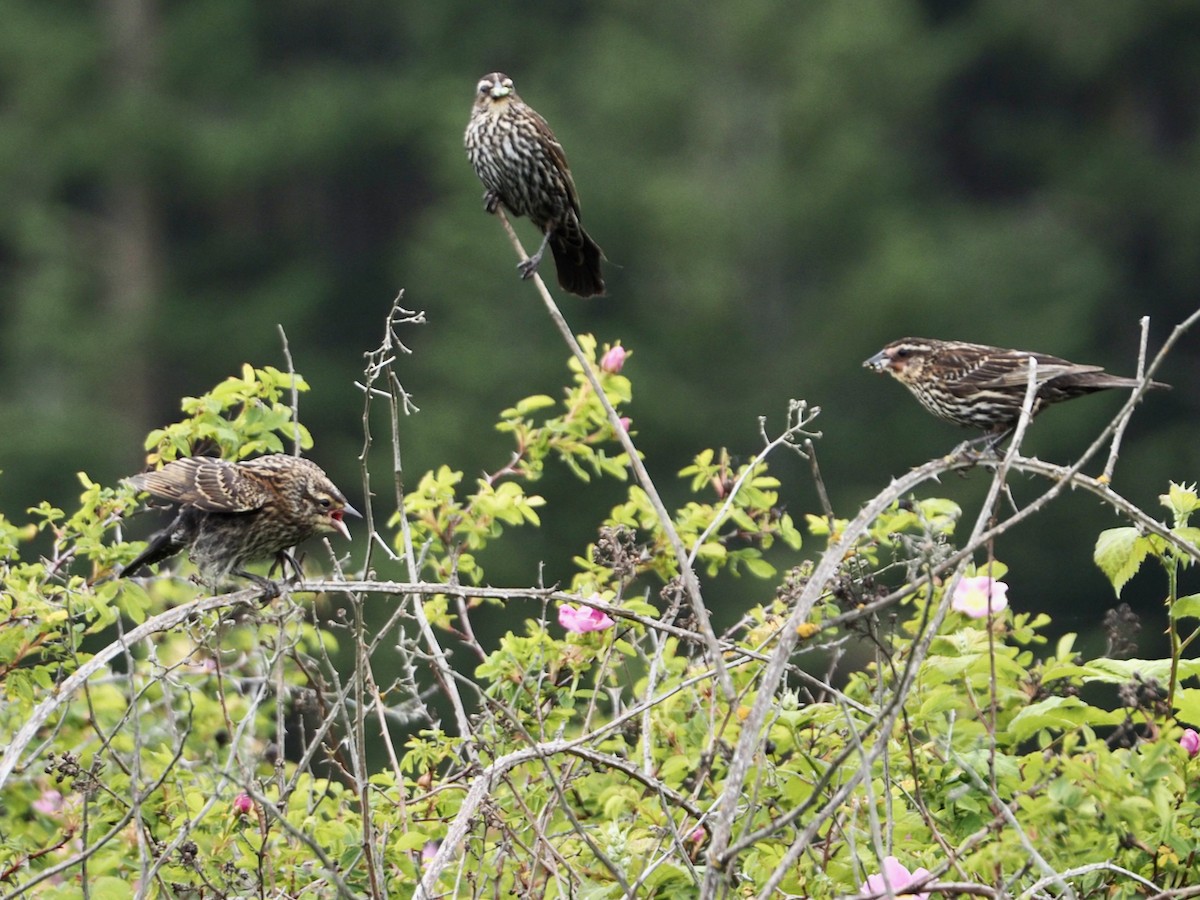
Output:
[[490, 83, 511, 99], [330, 503, 361, 541], [863, 350, 889, 372]]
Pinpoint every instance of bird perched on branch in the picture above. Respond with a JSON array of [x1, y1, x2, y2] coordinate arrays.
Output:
[[465, 72, 605, 298], [121, 455, 359, 589], [864, 338, 1168, 443]]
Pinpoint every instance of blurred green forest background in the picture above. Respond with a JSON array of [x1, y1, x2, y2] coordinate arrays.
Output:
[[2, 0, 1198, 646]]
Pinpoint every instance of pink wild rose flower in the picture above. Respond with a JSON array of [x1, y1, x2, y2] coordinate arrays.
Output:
[[558, 603, 615, 634], [951, 575, 1009, 618], [1181, 728, 1200, 757], [861, 856, 932, 899], [32, 789, 64, 817], [600, 345, 628, 373]]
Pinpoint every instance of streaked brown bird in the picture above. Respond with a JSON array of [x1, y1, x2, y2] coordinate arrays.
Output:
[[465, 72, 605, 298], [864, 338, 1168, 442], [121, 455, 359, 588]]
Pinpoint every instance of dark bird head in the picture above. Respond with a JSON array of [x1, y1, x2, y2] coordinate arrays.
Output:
[[474, 72, 516, 110], [287, 459, 361, 541], [863, 338, 940, 387]]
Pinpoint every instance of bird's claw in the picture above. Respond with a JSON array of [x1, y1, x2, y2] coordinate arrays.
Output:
[[235, 571, 281, 602], [272, 550, 305, 583], [517, 241, 547, 280], [946, 441, 1001, 470], [483, 190, 501, 214]]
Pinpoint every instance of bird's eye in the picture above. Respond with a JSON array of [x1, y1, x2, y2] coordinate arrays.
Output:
[[479, 80, 492, 94], [502, 78, 513, 89], [317, 496, 332, 508], [894, 348, 911, 359]]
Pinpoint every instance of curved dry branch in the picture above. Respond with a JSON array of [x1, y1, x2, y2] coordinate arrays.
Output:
[[492, 209, 735, 700]]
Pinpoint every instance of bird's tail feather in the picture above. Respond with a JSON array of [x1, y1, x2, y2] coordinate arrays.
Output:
[[550, 229, 605, 298]]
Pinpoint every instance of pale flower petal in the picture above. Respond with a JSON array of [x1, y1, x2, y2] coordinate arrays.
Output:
[[951, 575, 1009, 619], [1180, 728, 1200, 757], [600, 345, 628, 374], [32, 789, 63, 817], [861, 856, 931, 900], [558, 603, 615, 633]]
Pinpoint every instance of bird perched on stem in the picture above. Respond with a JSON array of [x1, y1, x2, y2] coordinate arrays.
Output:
[[121, 455, 359, 590], [864, 338, 1168, 445], [465, 72, 605, 298]]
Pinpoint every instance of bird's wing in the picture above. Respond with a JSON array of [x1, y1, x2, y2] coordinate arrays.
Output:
[[967, 352, 1104, 389], [130, 457, 270, 512], [527, 106, 583, 216]]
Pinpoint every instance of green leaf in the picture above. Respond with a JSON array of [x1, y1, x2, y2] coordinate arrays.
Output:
[[1007, 697, 1121, 742], [743, 556, 776, 578], [1171, 593, 1200, 621], [778, 513, 803, 549], [1161, 482, 1200, 526], [806, 514, 832, 537], [919, 497, 962, 524], [1093, 527, 1152, 596], [1080, 658, 1200, 683], [1173, 687, 1200, 725], [658, 755, 692, 786], [1171, 526, 1200, 563], [117, 582, 150, 625], [89, 877, 136, 900], [393, 831, 433, 852], [514, 394, 556, 415]]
